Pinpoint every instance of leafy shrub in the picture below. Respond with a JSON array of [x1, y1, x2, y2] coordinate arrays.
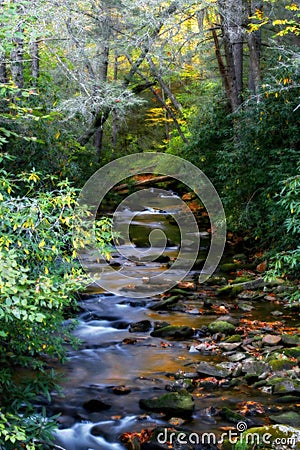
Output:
[[0, 154, 113, 448], [265, 168, 300, 301]]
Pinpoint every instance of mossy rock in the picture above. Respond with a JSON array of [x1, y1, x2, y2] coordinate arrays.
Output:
[[139, 390, 194, 417], [150, 325, 194, 340], [231, 275, 254, 284], [269, 359, 296, 371], [283, 347, 300, 359], [208, 320, 236, 335], [223, 424, 300, 449], [269, 412, 300, 428], [282, 334, 300, 346], [225, 334, 242, 343], [216, 284, 244, 297], [149, 295, 180, 311], [220, 263, 240, 273], [219, 407, 246, 424]]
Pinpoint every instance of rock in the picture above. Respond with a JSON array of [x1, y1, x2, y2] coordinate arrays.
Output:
[[206, 276, 227, 286], [225, 334, 242, 343], [269, 412, 300, 428], [268, 359, 296, 371], [271, 310, 283, 317], [223, 425, 300, 450], [276, 395, 300, 404], [262, 334, 282, 346], [216, 284, 244, 297], [272, 379, 300, 395], [284, 347, 300, 359], [282, 334, 300, 346], [129, 320, 152, 333], [150, 326, 194, 340], [165, 379, 194, 393], [154, 255, 170, 263], [218, 342, 241, 351], [242, 360, 271, 377], [217, 278, 265, 297], [238, 301, 254, 312], [112, 385, 131, 395], [149, 296, 180, 311], [208, 320, 236, 335], [196, 361, 231, 378], [215, 315, 239, 325], [229, 352, 247, 362], [219, 407, 248, 424], [220, 263, 240, 273], [139, 391, 194, 417], [82, 398, 111, 412]]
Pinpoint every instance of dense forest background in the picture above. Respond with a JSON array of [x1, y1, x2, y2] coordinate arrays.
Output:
[[0, 0, 299, 448]]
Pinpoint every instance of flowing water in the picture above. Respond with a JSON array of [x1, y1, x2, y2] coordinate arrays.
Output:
[[52, 191, 298, 450]]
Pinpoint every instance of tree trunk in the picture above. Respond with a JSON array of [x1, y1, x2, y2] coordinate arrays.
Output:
[[247, 1, 262, 97], [217, 0, 245, 111], [30, 41, 39, 85], [11, 29, 24, 88], [0, 52, 7, 83]]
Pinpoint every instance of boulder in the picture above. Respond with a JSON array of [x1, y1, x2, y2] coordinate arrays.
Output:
[[196, 361, 231, 378], [269, 412, 300, 428], [262, 334, 282, 346], [150, 326, 194, 340], [208, 320, 236, 335], [129, 320, 152, 333], [139, 391, 194, 417]]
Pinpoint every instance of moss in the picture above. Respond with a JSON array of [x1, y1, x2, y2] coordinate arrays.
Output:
[[225, 334, 242, 343], [283, 347, 300, 359], [139, 390, 194, 417], [269, 359, 295, 371], [208, 320, 236, 335], [223, 425, 300, 449], [217, 284, 244, 297]]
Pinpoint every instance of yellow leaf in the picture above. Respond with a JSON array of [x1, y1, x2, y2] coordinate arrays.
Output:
[[55, 131, 61, 139], [38, 239, 45, 248]]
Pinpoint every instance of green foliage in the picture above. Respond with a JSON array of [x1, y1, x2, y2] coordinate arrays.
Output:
[[0, 154, 114, 448], [265, 168, 300, 301], [175, 49, 300, 249]]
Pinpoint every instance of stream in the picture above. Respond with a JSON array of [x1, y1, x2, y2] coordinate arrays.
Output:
[[51, 190, 300, 450]]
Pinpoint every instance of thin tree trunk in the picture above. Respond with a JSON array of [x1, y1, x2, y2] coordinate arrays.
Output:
[[0, 52, 7, 83], [146, 55, 182, 112], [212, 28, 231, 104], [112, 52, 118, 149], [30, 41, 39, 85], [247, 1, 262, 97], [11, 29, 24, 88]]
